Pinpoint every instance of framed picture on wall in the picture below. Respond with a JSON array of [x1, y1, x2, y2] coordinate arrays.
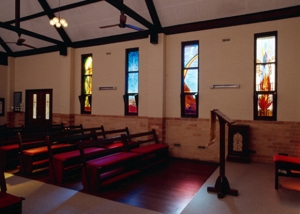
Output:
[[0, 98, 4, 116], [14, 92, 22, 112]]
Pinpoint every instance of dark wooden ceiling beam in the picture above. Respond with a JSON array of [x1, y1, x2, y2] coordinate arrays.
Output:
[[0, 51, 8, 65], [0, 22, 63, 45], [72, 30, 149, 48], [12, 45, 65, 58], [15, 0, 20, 29], [5, 0, 101, 25], [105, 0, 154, 30], [38, 0, 72, 46], [145, 0, 161, 31], [0, 37, 13, 56], [163, 5, 300, 35]]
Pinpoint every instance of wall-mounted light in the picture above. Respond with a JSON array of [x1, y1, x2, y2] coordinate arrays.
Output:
[[210, 84, 240, 89], [49, 0, 68, 28]]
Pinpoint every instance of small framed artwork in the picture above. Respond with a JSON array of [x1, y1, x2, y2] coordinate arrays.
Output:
[[0, 98, 4, 116], [14, 92, 22, 112]]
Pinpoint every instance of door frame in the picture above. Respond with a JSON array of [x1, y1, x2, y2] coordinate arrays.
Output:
[[25, 89, 53, 127]]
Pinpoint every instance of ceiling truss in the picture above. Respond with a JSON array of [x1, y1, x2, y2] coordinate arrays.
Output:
[[0, 0, 299, 59]]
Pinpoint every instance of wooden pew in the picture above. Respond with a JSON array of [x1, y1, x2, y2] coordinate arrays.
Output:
[[77, 135, 141, 193], [46, 123, 65, 132], [46, 127, 105, 183], [3, 125, 24, 139], [94, 127, 137, 149], [17, 131, 76, 174], [0, 124, 7, 141], [0, 152, 24, 214], [0, 137, 20, 169], [47, 126, 139, 183], [65, 124, 84, 136], [0, 125, 52, 170], [273, 155, 300, 189], [125, 129, 169, 169]]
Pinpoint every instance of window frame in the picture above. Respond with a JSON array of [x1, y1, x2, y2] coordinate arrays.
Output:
[[124, 48, 139, 116], [253, 31, 277, 121], [80, 54, 93, 114], [181, 41, 199, 118]]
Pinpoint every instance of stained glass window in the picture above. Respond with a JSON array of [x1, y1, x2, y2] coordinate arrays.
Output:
[[45, 93, 50, 120], [254, 32, 277, 120], [81, 54, 92, 114], [181, 41, 199, 117], [33, 94, 37, 119], [124, 48, 139, 115]]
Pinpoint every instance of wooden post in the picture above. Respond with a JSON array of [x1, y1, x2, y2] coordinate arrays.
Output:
[[207, 109, 238, 198]]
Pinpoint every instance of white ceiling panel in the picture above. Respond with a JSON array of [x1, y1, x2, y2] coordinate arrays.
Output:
[[0, 0, 299, 56]]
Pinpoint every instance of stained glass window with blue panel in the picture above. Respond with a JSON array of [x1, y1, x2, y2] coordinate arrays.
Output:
[[181, 41, 199, 118], [125, 48, 139, 115]]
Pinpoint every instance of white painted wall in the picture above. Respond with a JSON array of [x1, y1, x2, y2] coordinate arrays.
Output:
[[2, 17, 299, 123], [166, 17, 300, 121]]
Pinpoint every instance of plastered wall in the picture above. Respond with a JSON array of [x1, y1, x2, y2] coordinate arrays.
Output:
[[2, 17, 300, 163]]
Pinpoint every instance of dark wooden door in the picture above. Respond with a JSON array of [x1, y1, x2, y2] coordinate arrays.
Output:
[[25, 89, 52, 128]]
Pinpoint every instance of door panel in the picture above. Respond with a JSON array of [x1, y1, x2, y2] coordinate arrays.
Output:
[[26, 89, 52, 128]]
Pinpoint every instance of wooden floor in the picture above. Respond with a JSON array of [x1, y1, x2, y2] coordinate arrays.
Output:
[[8, 158, 218, 214]]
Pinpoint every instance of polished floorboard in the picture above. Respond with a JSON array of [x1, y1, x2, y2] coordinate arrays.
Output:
[[8, 158, 218, 214]]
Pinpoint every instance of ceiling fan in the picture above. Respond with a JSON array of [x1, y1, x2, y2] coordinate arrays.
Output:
[[99, 0, 144, 31], [1, 34, 36, 49], [0, 0, 36, 49]]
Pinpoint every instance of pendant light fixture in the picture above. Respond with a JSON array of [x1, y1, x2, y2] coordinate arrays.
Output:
[[49, 0, 68, 28]]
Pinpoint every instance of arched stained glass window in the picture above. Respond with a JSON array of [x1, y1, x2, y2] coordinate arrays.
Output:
[[254, 32, 277, 120], [181, 41, 199, 118]]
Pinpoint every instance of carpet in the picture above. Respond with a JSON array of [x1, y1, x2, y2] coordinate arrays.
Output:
[[181, 161, 300, 214], [5, 173, 162, 214], [5, 162, 299, 214]]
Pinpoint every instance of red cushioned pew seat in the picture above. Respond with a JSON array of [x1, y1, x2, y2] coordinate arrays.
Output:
[[82, 151, 140, 192], [0, 149, 25, 214], [50, 147, 106, 183], [45, 131, 100, 183], [273, 155, 300, 189], [126, 129, 169, 169], [77, 135, 141, 193], [21, 143, 75, 175], [0, 144, 19, 169]]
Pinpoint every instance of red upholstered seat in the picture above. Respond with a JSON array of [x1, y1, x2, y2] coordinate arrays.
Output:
[[103, 141, 123, 149], [51, 147, 106, 183], [82, 152, 140, 191], [23, 144, 71, 155], [0, 191, 24, 214], [130, 144, 168, 155], [0, 144, 19, 151], [78, 135, 142, 192], [87, 152, 140, 168], [273, 155, 300, 189], [53, 147, 105, 161], [103, 140, 137, 149], [273, 155, 300, 165]]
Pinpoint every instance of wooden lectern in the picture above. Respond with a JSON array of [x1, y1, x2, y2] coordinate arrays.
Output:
[[207, 109, 239, 198]]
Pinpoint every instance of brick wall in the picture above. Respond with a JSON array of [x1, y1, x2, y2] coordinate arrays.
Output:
[[165, 118, 300, 163], [7, 112, 24, 127], [8, 112, 300, 163]]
